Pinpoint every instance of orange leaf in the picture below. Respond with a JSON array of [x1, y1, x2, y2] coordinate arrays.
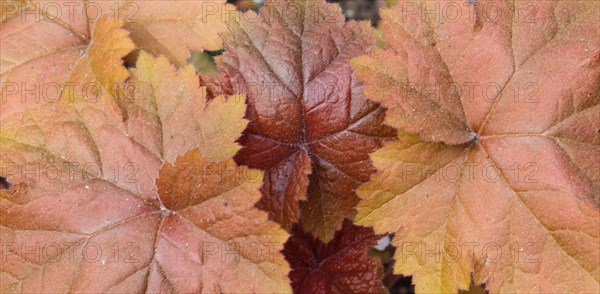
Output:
[[352, 1, 600, 293], [1, 0, 232, 120], [116, 0, 231, 66], [0, 13, 134, 119], [0, 52, 291, 293]]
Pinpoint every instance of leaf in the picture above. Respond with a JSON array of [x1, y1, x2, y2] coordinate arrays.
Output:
[[126, 51, 247, 162], [0, 13, 134, 120], [0, 53, 291, 293], [352, 1, 600, 293], [206, 0, 396, 241], [283, 219, 385, 294], [0, 0, 229, 118], [62, 0, 231, 65], [113, 0, 232, 66]]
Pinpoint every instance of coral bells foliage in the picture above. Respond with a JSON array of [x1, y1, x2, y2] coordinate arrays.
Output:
[[351, 0, 600, 293], [0, 0, 599, 293], [203, 0, 395, 241], [283, 219, 385, 294], [0, 17, 289, 294], [0, 0, 232, 118]]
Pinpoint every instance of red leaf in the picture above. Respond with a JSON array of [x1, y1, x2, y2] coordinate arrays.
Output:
[[283, 219, 385, 294], [205, 0, 396, 241]]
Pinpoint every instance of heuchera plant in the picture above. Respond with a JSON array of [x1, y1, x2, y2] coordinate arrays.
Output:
[[351, 1, 599, 293], [201, 0, 396, 241], [1, 0, 598, 293]]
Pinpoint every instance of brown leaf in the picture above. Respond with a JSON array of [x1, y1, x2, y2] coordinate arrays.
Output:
[[283, 219, 385, 294], [206, 0, 396, 241]]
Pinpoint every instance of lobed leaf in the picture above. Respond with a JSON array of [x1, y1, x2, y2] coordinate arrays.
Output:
[[206, 0, 396, 241], [0, 51, 290, 293], [352, 1, 600, 293], [0, 14, 134, 119], [283, 219, 385, 294], [114, 0, 232, 66], [0, 0, 230, 121]]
